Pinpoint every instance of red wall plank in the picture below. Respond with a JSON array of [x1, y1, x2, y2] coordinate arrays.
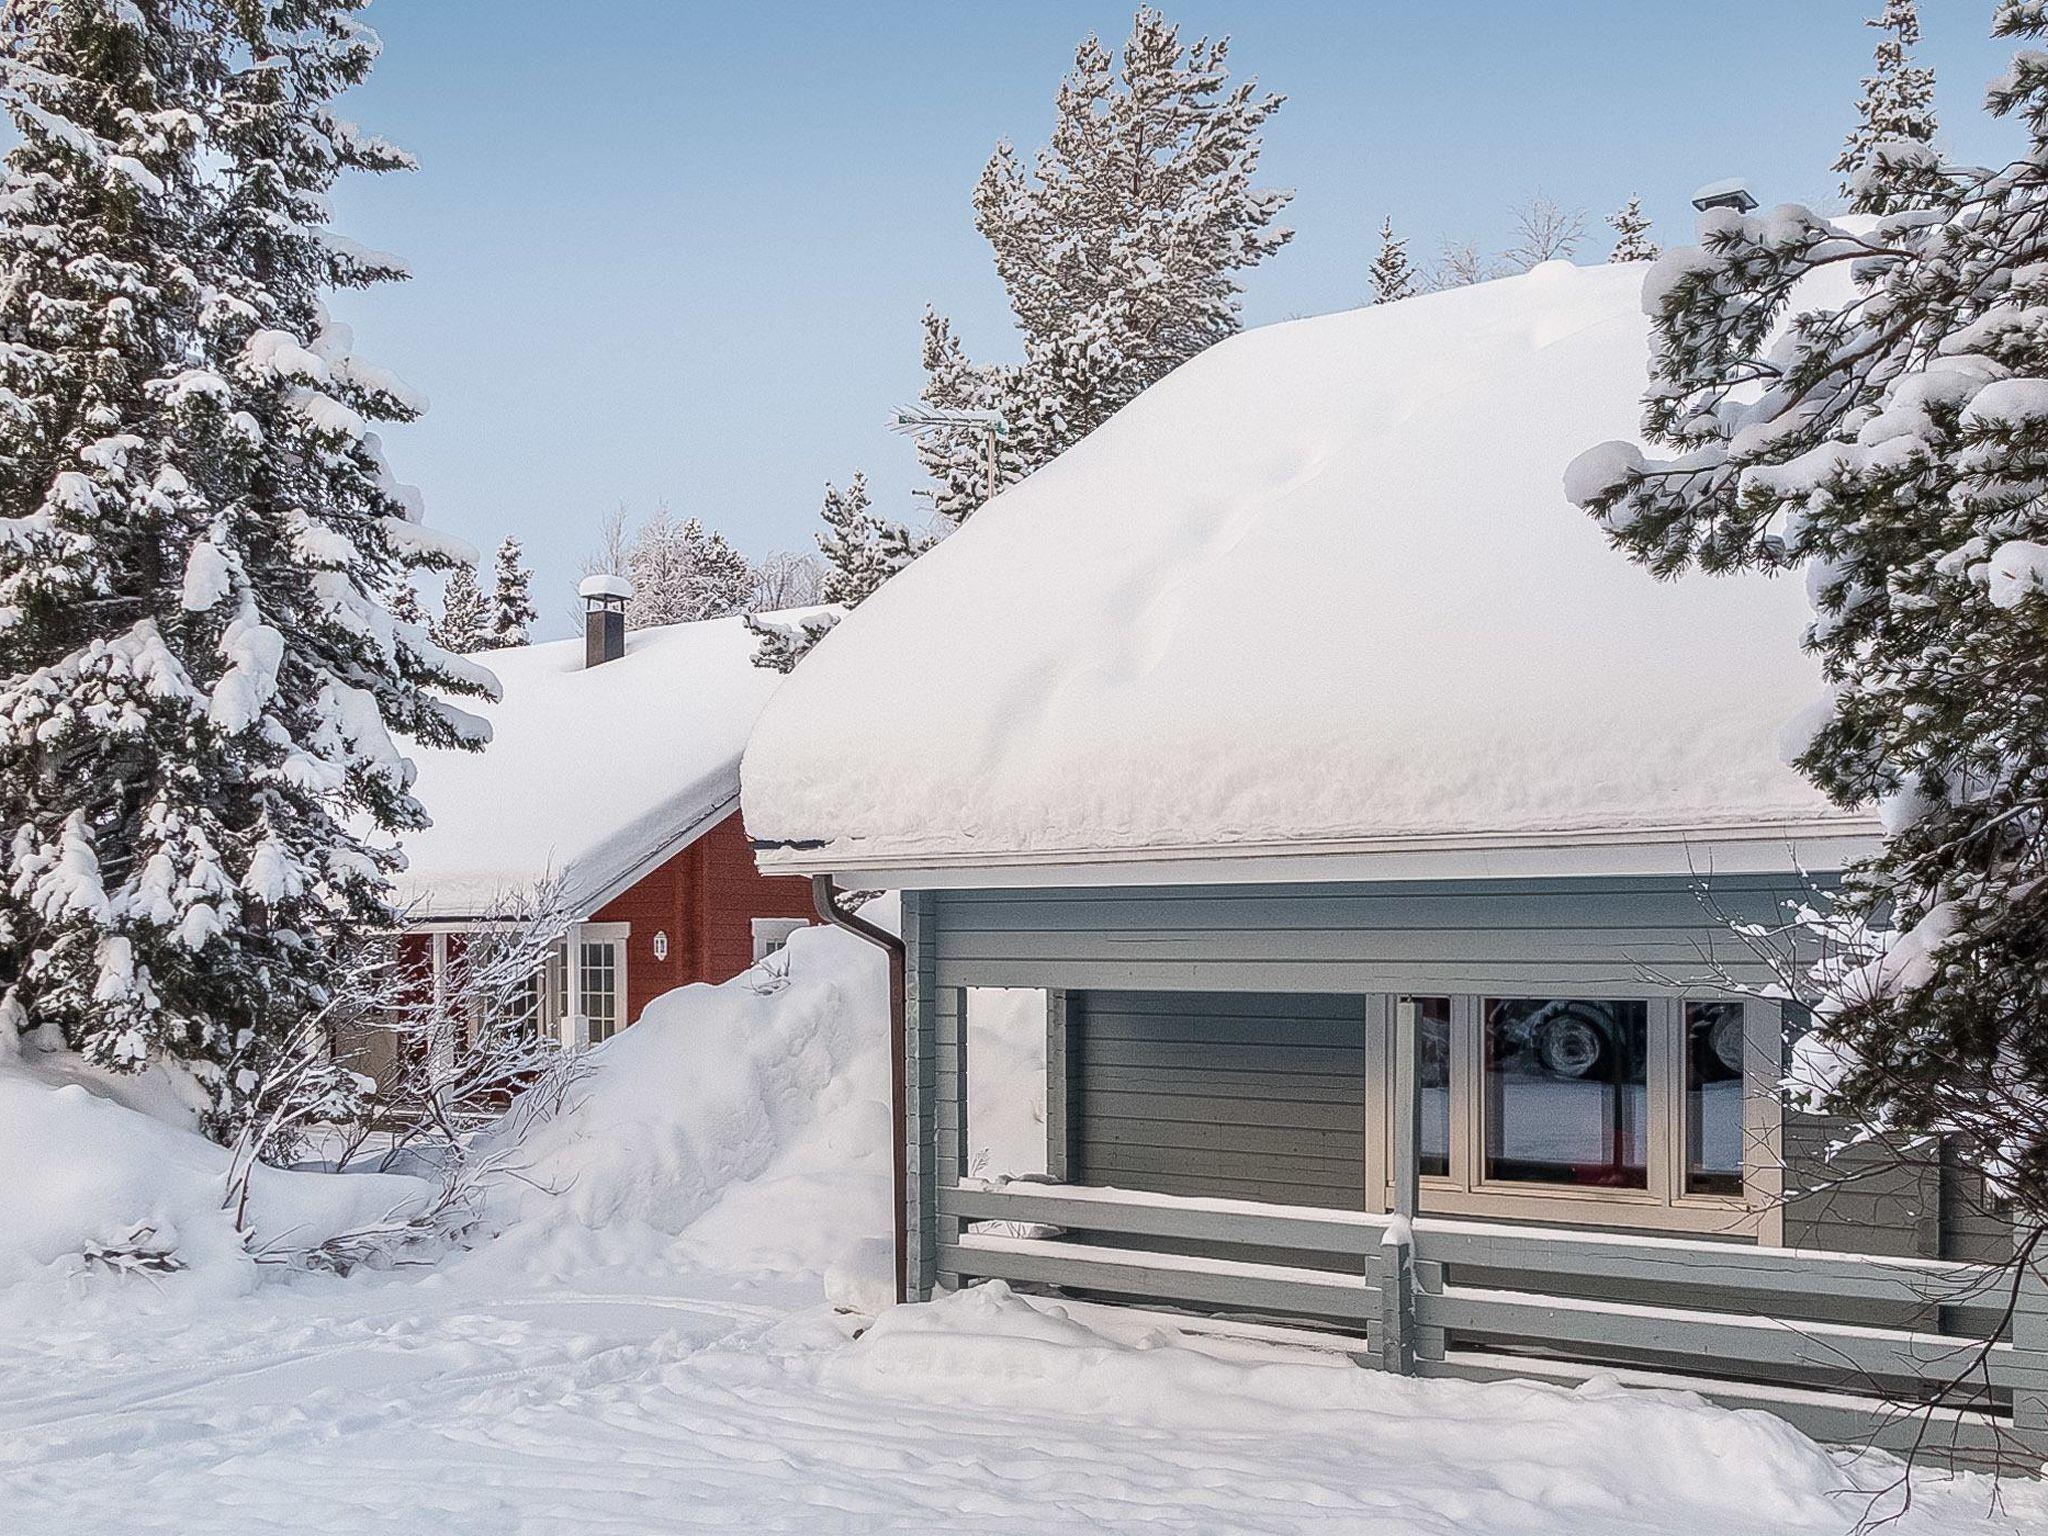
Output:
[[591, 809, 815, 1023]]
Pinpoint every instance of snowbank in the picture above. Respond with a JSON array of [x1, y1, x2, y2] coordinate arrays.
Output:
[[396, 610, 817, 919], [476, 929, 1050, 1295], [481, 923, 894, 1279], [743, 262, 1869, 870], [824, 1281, 1973, 1532], [0, 1045, 430, 1292]]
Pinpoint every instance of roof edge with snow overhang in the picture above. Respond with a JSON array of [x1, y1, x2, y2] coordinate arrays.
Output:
[[753, 815, 1883, 891]]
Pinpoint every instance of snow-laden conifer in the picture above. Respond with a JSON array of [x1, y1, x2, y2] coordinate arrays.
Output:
[[0, 0, 494, 1135], [744, 473, 921, 672], [1567, 0, 2048, 1211], [1368, 218, 1416, 304], [624, 510, 752, 629], [916, 9, 1290, 521], [1834, 0, 1938, 214], [433, 562, 491, 654], [489, 536, 536, 647], [1605, 196, 1659, 262], [388, 579, 427, 628]]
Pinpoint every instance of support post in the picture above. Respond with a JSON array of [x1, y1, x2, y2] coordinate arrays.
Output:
[[561, 920, 586, 1049], [1378, 994, 1421, 1375], [934, 985, 969, 1292]]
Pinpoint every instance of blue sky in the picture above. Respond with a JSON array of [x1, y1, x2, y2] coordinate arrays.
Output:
[[330, 1, 2018, 636]]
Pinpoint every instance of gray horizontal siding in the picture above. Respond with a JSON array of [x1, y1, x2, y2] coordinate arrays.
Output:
[[932, 876, 1812, 996], [1069, 990, 1365, 1212]]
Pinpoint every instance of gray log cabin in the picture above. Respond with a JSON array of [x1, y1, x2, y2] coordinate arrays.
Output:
[[741, 260, 2048, 1463]]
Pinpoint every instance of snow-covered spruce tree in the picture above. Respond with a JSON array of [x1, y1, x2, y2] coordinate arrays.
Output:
[[1564, 0, 2048, 1219], [1834, 0, 1938, 215], [388, 578, 427, 628], [431, 561, 491, 654], [488, 535, 536, 647], [1606, 195, 1659, 262], [913, 309, 1042, 525], [916, 9, 1291, 521], [1369, 217, 1416, 304], [623, 509, 752, 629], [0, 0, 494, 1137], [744, 473, 922, 672]]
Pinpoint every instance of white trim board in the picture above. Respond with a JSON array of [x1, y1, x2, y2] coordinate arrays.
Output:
[[755, 819, 1883, 891]]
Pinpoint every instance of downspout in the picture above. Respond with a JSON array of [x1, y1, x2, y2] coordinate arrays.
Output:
[[810, 874, 908, 1306]]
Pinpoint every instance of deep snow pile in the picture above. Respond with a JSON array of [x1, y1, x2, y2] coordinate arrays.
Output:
[[0, 1037, 431, 1293], [743, 261, 1870, 866], [480, 922, 894, 1282], [478, 921, 1046, 1294]]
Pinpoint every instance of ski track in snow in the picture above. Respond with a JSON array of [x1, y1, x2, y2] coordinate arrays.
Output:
[[1, 1263, 2037, 1536]]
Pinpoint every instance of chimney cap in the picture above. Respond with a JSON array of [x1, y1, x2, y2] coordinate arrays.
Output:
[[1690, 177, 1758, 213], [578, 573, 634, 604]]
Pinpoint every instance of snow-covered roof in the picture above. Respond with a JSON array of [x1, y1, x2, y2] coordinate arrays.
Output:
[[398, 613, 803, 919], [742, 260, 1874, 886]]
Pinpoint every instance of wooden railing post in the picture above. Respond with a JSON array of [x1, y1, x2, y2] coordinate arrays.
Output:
[[1378, 994, 1421, 1375]]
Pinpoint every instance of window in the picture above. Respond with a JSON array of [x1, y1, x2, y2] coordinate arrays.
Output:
[[1685, 1001, 1745, 1195], [1416, 996, 1452, 1177], [580, 940, 620, 1043], [752, 918, 810, 963], [1484, 999, 1648, 1189], [1381, 993, 1772, 1231]]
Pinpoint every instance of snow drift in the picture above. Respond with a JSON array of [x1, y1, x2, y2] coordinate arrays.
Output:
[[476, 923, 1044, 1296], [480, 923, 894, 1280], [0, 1041, 430, 1292], [743, 261, 1867, 868]]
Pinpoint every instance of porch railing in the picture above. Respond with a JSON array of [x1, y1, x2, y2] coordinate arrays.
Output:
[[935, 1001, 2048, 1466]]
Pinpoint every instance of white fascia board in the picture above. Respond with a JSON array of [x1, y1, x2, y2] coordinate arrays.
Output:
[[408, 790, 741, 925], [753, 818, 1884, 891]]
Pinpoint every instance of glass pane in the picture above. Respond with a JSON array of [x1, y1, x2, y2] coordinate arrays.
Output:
[[1686, 1001, 1745, 1195], [1415, 997, 1451, 1178], [1484, 999, 1648, 1188], [581, 942, 618, 1043]]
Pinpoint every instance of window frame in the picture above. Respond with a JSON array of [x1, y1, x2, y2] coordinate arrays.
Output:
[[1371, 992, 1781, 1238], [574, 921, 630, 1045], [752, 917, 811, 963]]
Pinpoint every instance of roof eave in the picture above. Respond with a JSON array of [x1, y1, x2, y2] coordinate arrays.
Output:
[[751, 816, 1883, 891]]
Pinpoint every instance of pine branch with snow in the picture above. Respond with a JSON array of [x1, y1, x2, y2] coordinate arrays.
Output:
[[489, 536, 537, 647], [1605, 196, 1659, 262], [1368, 217, 1416, 304], [1566, 0, 2048, 1211], [1834, 0, 1939, 215], [0, 0, 495, 1138]]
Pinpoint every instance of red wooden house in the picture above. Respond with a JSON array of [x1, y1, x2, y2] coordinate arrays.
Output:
[[389, 587, 819, 1052]]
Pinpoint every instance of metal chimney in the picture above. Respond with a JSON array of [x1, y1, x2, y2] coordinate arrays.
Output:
[[578, 574, 632, 667]]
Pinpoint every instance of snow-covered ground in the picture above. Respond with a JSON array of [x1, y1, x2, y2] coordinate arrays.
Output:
[[2, 929, 2040, 1535]]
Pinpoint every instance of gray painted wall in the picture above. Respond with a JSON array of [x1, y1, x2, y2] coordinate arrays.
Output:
[[929, 875, 1808, 997], [1067, 990, 1367, 1210], [914, 875, 2004, 1264]]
